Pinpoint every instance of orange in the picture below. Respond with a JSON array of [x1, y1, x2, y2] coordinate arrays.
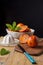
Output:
[[19, 34, 29, 43], [27, 35, 38, 47], [17, 23, 24, 27]]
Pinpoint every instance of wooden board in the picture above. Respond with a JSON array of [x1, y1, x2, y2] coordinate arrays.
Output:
[[0, 46, 43, 65], [15, 40, 43, 56], [0, 37, 43, 65], [4, 51, 43, 65]]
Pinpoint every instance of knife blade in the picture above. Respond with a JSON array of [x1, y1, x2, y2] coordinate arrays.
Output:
[[18, 44, 36, 64]]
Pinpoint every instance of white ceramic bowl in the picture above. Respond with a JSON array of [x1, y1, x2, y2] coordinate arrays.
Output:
[[6, 28, 35, 39]]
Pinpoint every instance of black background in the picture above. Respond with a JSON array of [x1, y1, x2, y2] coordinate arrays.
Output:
[[0, 0, 43, 37]]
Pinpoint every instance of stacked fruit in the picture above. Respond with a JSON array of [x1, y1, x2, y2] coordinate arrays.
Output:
[[6, 22, 38, 48], [17, 23, 38, 48], [17, 23, 31, 32]]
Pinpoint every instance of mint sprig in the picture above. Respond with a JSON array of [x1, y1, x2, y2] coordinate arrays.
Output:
[[6, 21, 21, 31]]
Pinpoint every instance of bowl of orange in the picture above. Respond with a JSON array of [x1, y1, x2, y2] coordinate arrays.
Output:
[[6, 21, 35, 39]]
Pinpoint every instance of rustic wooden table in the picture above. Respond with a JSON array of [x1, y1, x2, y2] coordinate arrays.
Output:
[[0, 37, 43, 65], [0, 46, 43, 65]]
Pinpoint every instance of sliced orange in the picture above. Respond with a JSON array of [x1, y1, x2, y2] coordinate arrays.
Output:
[[17, 23, 31, 32], [19, 25, 28, 32], [19, 34, 29, 43], [25, 27, 31, 32], [17, 23, 24, 27]]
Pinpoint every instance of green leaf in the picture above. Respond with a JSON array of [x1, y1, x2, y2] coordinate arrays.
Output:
[[12, 21, 16, 30], [0, 51, 1, 54], [6, 21, 21, 31], [15, 26, 21, 31], [0, 48, 10, 55], [6, 24, 13, 30]]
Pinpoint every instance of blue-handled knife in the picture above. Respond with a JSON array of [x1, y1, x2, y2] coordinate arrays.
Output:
[[18, 44, 36, 64]]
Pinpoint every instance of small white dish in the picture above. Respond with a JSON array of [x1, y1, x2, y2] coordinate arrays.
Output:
[[6, 28, 35, 39]]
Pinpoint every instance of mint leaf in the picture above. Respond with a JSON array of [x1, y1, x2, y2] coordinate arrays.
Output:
[[5, 50, 10, 54], [0, 48, 10, 55], [0, 51, 1, 54], [12, 21, 16, 30], [15, 26, 21, 31], [6, 24, 13, 30]]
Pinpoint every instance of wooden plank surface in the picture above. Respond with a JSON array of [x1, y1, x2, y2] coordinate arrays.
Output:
[[4, 50, 43, 65], [0, 46, 43, 65], [0, 37, 43, 65], [0, 46, 15, 62]]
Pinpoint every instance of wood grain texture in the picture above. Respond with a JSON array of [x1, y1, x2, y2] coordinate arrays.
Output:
[[0, 46, 43, 65], [15, 40, 43, 56], [0, 37, 43, 65], [0, 46, 15, 63], [4, 51, 43, 65]]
